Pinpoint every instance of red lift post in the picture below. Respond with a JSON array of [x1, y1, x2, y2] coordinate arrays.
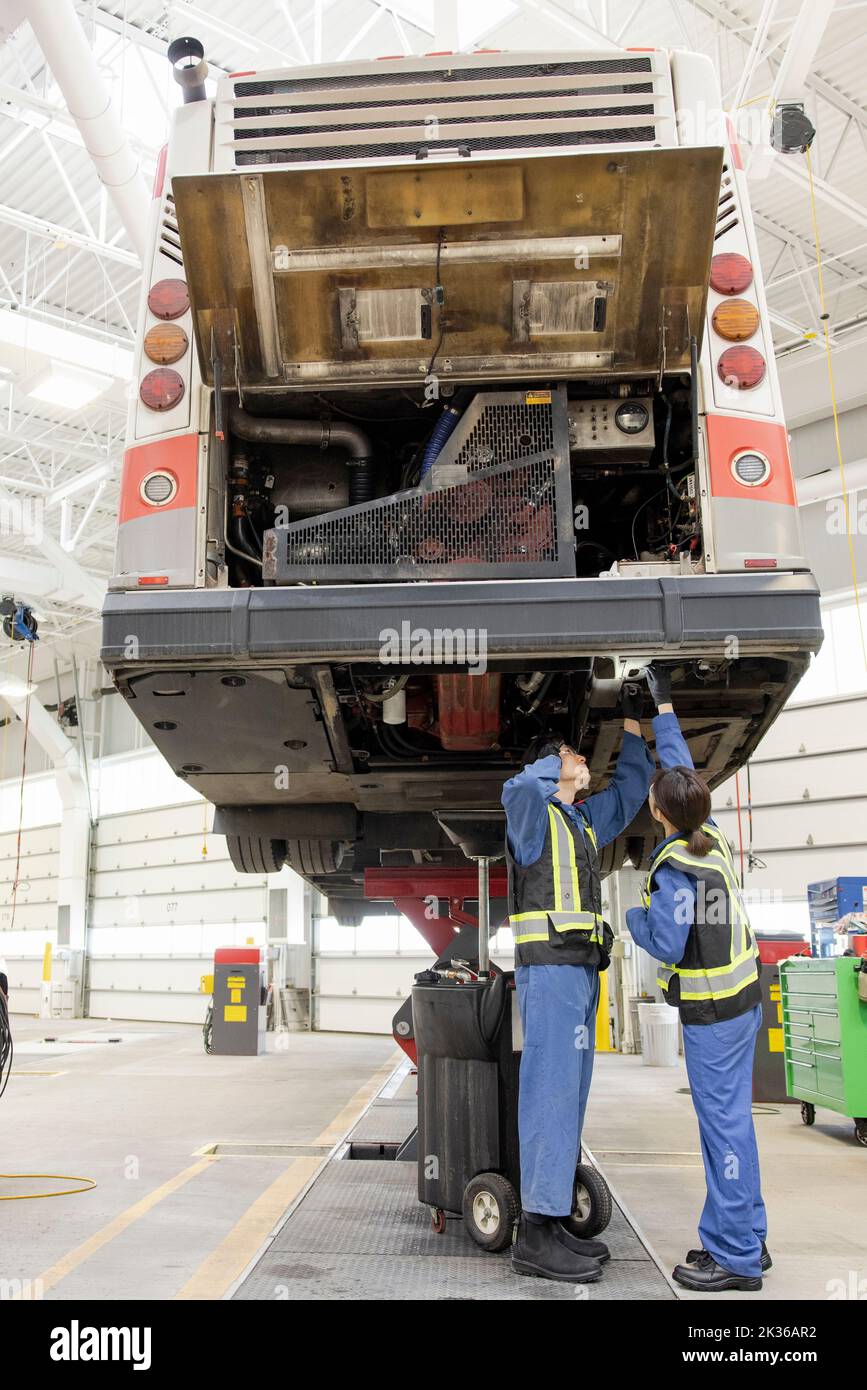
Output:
[[363, 863, 508, 1062]]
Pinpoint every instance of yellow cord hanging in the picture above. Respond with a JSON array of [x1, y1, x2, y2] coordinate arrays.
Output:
[[0, 1173, 97, 1201], [804, 145, 867, 672]]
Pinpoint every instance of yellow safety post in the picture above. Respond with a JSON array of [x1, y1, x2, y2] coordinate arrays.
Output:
[[595, 968, 613, 1052]]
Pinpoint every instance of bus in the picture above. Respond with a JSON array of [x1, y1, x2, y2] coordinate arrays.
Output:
[[101, 44, 822, 917]]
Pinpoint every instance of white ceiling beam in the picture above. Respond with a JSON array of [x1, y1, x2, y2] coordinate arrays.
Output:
[[0, 552, 103, 608], [0, 482, 105, 609], [730, 0, 780, 110], [0, 202, 139, 267], [770, 0, 836, 102]]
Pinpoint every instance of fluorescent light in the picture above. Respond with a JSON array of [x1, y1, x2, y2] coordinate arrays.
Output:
[[0, 309, 133, 380], [0, 675, 36, 700], [27, 362, 113, 409]]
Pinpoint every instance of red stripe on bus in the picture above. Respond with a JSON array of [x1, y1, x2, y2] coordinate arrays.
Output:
[[705, 415, 796, 505], [119, 434, 199, 525]]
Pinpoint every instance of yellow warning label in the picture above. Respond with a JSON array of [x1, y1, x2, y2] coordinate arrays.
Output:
[[768, 1027, 784, 1053], [224, 1005, 248, 1023], [525, 390, 552, 405]]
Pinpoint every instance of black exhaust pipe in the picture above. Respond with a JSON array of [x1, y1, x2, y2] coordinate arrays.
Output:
[[168, 36, 208, 104]]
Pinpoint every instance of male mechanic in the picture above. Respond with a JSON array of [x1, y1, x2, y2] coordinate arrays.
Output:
[[502, 684, 653, 1282]]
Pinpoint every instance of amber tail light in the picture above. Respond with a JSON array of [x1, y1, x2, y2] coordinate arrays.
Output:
[[712, 298, 760, 342]]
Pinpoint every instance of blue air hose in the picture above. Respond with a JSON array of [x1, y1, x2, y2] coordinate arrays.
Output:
[[419, 403, 463, 480]]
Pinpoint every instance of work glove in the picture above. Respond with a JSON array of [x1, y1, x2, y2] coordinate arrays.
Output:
[[620, 681, 645, 722], [642, 661, 672, 708]]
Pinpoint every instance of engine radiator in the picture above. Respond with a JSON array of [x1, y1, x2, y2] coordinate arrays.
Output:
[[263, 387, 574, 584]]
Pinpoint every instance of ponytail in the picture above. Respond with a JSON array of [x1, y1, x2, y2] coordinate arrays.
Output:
[[687, 826, 714, 857]]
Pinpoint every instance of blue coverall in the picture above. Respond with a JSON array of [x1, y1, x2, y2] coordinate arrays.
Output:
[[502, 731, 654, 1216], [626, 712, 766, 1279]]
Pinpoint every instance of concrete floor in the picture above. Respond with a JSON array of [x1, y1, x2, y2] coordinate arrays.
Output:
[[2, 1015, 864, 1301], [584, 1052, 867, 1302], [1, 1014, 396, 1301]]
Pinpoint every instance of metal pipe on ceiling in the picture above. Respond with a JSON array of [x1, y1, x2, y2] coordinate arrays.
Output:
[[23, 0, 150, 261]]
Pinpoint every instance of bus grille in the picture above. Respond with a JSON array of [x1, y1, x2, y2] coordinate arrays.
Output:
[[216, 52, 672, 169]]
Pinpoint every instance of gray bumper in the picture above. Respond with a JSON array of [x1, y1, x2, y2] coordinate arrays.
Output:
[[101, 573, 823, 667]]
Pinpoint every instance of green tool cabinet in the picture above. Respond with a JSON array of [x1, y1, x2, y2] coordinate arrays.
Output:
[[781, 956, 867, 1146]]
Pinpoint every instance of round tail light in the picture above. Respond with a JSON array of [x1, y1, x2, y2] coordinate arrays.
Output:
[[717, 346, 766, 390], [147, 278, 189, 321], [144, 323, 188, 365], [710, 253, 753, 295], [140, 367, 185, 411], [712, 298, 760, 342], [140, 470, 179, 506], [731, 451, 771, 486]]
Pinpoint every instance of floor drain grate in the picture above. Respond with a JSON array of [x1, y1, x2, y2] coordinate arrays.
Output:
[[203, 1142, 333, 1158]]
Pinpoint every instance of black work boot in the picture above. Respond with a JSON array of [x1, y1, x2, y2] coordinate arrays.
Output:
[[554, 1223, 610, 1263], [673, 1257, 762, 1292], [512, 1215, 603, 1284], [686, 1241, 772, 1273]]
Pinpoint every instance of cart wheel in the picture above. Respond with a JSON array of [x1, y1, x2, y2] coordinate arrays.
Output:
[[800, 1102, 816, 1126], [854, 1119, 867, 1148], [563, 1162, 613, 1239], [430, 1207, 446, 1234], [462, 1172, 519, 1253]]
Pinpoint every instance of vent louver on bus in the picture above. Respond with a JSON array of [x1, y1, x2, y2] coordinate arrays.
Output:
[[216, 52, 674, 169], [715, 166, 740, 240], [159, 194, 183, 268], [263, 388, 575, 584]]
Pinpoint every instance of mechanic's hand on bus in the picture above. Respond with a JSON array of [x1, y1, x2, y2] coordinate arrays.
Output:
[[642, 662, 672, 709], [620, 681, 644, 722]]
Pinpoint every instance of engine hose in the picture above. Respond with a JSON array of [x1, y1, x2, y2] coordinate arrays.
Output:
[[348, 458, 374, 506], [660, 397, 681, 505], [227, 515, 262, 569], [0, 989, 11, 1100], [419, 403, 462, 479]]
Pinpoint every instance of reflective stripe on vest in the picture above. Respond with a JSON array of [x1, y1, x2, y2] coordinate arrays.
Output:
[[647, 823, 759, 1002], [510, 804, 603, 945]]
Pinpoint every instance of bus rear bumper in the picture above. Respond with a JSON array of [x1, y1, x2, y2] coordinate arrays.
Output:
[[101, 572, 823, 667]]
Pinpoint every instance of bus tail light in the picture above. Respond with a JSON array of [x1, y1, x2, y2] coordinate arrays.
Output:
[[140, 367, 185, 411], [140, 470, 179, 506], [712, 298, 759, 342], [717, 345, 766, 390], [147, 278, 189, 320], [710, 253, 753, 295], [731, 451, 771, 487], [144, 323, 188, 365]]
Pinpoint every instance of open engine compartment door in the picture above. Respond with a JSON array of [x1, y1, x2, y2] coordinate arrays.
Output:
[[172, 146, 723, 391]]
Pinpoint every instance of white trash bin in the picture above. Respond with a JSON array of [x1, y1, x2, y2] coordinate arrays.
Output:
[[638, 1002, 679, 1067]]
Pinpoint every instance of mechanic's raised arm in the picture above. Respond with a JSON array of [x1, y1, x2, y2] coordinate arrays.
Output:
[[501, 754, 561, 867], [579, 720, 654, 850]]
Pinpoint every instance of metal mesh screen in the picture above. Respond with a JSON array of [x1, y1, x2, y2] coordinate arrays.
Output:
[[440, 398, 556, 473], [265, 390, 574, 585], [229, 56, 658, 165]]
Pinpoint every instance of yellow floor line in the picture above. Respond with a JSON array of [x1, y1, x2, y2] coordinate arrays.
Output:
[[16, 1156, 218, 1300], [175, 1051, 402, 1301]]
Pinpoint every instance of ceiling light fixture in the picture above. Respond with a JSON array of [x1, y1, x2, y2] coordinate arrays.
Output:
[[26, 362, 113, 409]]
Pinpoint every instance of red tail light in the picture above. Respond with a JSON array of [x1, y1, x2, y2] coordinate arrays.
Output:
[[710, 253, 753, 295], [140, 367, 185, 411], [147, 278, 189, 321], [717, 345, 766, 390]]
